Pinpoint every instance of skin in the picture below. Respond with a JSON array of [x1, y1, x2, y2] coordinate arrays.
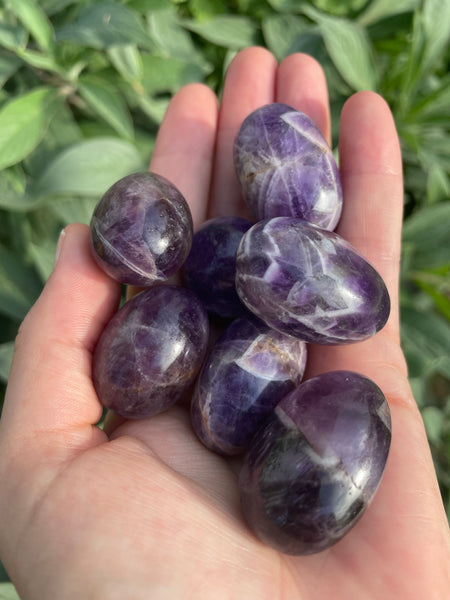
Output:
[[0, 47, 449, 599]]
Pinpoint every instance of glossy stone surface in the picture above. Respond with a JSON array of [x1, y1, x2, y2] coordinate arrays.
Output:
[[239, 371, 391, 555], [235, 217, 390, 344], [234, 103, 342, 230], [183, 216, 253, 320], [191, 315, 307, 455], [90, 172, 193, 286], [92, 285, 209, 419]]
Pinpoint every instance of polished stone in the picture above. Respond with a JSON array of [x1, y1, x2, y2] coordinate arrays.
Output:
[[234, 103, 342, 231], [239, 370, 392, 555], [91, 172, 193, 286], [183, 216, 253, 320], [191, 315, 307, 455], [235, 217, 390, 344], [93, 285, 209, 419]]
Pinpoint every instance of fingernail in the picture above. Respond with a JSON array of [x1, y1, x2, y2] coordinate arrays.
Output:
[[54, 228, 66, 265]]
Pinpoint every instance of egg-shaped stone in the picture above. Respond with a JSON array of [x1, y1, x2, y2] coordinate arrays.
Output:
[[183, 216, 253, 320], [235, 217, 390, 345], [191, 315, 307, 455], [90, 172, 193, 286], [233, 103, 342, 231], [92, 285, 209, 419], [239, 370, 392, 555]]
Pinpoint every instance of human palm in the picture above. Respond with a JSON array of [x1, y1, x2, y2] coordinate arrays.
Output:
[[0, 48, 448, 599]]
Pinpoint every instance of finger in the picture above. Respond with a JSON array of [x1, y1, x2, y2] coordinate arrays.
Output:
[[305, 91, 407, 386], [337, 91, 404, 342], [149, 83, 218, 231], [125, 83, 218, 300], [291, 95, 450, 592], [1, 224, 121, 449], [208, 46, 277, 219], [276, 53, 331, 145]]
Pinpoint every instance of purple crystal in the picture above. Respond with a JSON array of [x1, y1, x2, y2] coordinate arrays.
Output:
[[191, 315, 307, 455], [90, 172, 193, 286], [239, 370, 391, 555], [183, 216, 253, 320], [235, 217, 390, 344], [92, 285, 209, 419], [234, 103, 342, 230]]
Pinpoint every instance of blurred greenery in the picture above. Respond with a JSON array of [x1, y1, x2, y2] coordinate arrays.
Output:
[[0, 0, 449, 585]]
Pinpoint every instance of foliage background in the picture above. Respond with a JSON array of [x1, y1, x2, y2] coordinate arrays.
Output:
[[0, 0, 449, 591]]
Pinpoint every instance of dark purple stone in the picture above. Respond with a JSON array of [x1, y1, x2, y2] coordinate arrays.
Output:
[[235, 217, 390, 344], [234, 103, 342, 231], [239, 370, 391, 555], [182, 216, 253, 320], [92, 285, 209, 419], [191, 315, 307, 455], [90, 172, 193, 286]]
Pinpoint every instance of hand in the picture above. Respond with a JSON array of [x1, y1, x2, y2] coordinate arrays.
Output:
[[0, 48, 448, 600]]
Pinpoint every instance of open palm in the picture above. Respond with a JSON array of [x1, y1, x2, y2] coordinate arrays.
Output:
[[0, 48, 448, 600]]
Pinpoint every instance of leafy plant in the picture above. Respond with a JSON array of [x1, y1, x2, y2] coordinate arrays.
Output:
[[0, 0, 449, 583]]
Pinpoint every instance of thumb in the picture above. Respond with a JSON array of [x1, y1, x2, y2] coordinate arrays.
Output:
[[0, 223, 121, 454]]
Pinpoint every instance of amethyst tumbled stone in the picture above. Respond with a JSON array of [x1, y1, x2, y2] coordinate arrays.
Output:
[[90, 172, 193, 286], [234, 103, 342, 230], [191, 315, 307, 455], [239, 371, 392, 555], [183, 216, 253, 320], [235, 217, 390, 344], [93, 285, 209, 419]]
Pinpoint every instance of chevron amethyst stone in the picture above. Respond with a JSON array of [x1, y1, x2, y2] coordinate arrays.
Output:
[[183, 216, 253, 320], [92, 285, 209, 419], [90, 172, 193, 286], [191, 315, 307, 455], [239, 371, 392, 555], [235, 217, 390, 344], [233, 103, 342, 230]]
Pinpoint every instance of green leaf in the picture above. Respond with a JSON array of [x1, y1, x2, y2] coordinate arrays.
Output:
[[56, 1, 154, 49], [6, 0, 55, 52], [28, 235, 59, 282], [412, 267, 450, 321], [24, 101, 82, 180], [0, 342, 14, 383], [41, 0, 79, 16], [13, 47, 61, 74], [0, 167, 40, 211], [0, 582, 20, 600], [148, 7, 199, 58], [401, 305, 450, 377], [189, 0, 229, 20], [427, 165, 450, 205], [0, 52, 21, 88], [422, 0, 450, 70], [358, 0, 419, 26], [78, 75, 134, 140], [302, 6, 377, 91], [266, 0, 303, 11], [34, 137, 144, 198], [0, 22, 27, 51], [0, 244, 42, 321], [262, 14, 311, 61], [107, 44, 143, 84], [141, 55, 205, 95], [405, 78, 450, 122], [183, 15, 260, 49], [402, 203, 450, 270], [0, 87, 63, 170], [422, 406, 445, 445], [134, 92, 169, 125], [49, 197, 100, 227]]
